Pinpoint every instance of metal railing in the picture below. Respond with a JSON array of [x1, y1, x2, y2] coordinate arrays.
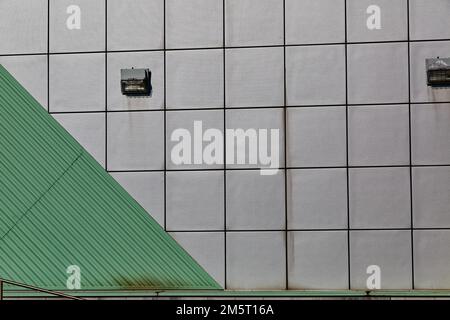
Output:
[[0, 278, 83, 300]]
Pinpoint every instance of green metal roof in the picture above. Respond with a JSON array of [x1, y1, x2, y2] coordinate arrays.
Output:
[[0, 65, 221, 291]]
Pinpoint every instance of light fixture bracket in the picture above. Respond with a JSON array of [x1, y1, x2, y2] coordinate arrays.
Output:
[[426, 57, 450, 87], [121, 68, 152, 96]]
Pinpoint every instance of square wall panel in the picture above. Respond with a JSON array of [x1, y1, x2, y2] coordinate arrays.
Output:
[[287, 169, 347, 230], [412, 104, 450, 165], [413, 167, 450, 228], [410, 0, 450, 40], [166, 171, 224, 231], [347, 43, 409, 104], [0, 0, 47, 54], [166, 110, 224, 170], [285, 0, 345, 45], [225, 0, 283, 47], [107, 0, 163, 51], [170, 232, 225, 287], [225, 108, 285, 170], [346, 0, 408, 42], [288, 231, 348, 290], [53, 112, 106, 167], [349, 168, 411, 229], [166, 50, 224, 109], [49, 53, 105, 112], [348, 105, 410, 166], [107, 111, 164, 171], [166, 0, 223, 49], [350, 231, 412, 290], [107, 51, 164, 111], [226, 170, 285, 230], [50, 0, 105, 53], [0, 55, 48, 109], [414, 230, 450, 289], [226, 47, 284, 108], [286, 45, 346, 106], [410, 41, 450, 103], [226, 232, 285, 290], [287, 107, 347, 167], [110, 172, 164, 226]]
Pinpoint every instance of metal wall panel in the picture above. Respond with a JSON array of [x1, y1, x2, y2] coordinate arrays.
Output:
[[1, 0, 450, 291]]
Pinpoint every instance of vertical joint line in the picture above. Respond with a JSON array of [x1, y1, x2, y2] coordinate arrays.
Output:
[[407, 0, 414, 289], [282, 0, 288, 291], [163, 0, 167, 231], [223, 0, 227, 290], [47, 0, 50, 113], [105, 0, 108, 172]]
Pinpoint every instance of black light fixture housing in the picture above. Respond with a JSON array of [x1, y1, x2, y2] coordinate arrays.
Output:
[[426, 57, 450, 87], [121, 68, 152, 96]]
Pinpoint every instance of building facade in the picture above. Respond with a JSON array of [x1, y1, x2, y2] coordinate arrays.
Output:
[[1, 0, 450, 290]]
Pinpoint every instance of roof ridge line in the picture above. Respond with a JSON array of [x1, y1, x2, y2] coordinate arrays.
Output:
[[0, 150, 85, 243]]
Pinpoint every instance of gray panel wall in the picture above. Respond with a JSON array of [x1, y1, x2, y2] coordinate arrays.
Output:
[[1, 0, 450, 290]]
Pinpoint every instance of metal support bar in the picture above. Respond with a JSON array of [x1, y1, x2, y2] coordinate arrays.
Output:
[[0, 278, 82, 300]]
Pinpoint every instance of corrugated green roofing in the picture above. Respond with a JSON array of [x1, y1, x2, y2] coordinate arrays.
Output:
[[0, 65, 221, 291]]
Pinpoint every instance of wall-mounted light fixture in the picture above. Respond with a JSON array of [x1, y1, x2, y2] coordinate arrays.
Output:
[[121, 68, 152, 96], [426, 57, 450, 87]]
